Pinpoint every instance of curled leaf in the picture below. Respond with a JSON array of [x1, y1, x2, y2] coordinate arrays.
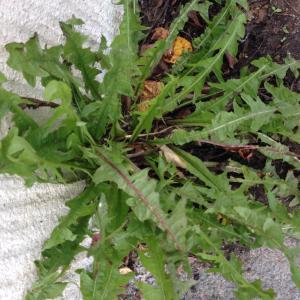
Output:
[[137, 80, 164, 112], [139, 80, 164, 101], [160, 145, 187, 169]]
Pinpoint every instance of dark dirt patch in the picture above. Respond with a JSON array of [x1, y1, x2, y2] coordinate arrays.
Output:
[[140, 0, 300, 64], [140, 0, 300, 88], [238, 0, 300, 92], [139, 0, 220, 41], [139, 0, 187, 28], [241, 0, 300, 63]]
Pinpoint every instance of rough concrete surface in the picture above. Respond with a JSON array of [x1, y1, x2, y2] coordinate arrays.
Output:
[[0, 175, 85, 300], [184, 239, 300, 300], [0, 1, 300, 300], [0, 1, 121, 299], [0, 0, 122, 98]]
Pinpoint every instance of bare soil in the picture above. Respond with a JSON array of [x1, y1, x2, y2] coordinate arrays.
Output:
[[137, 0, 300, 195]]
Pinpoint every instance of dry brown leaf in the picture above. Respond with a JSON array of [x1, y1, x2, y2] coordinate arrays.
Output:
[[140, 80, 164, 101], [137, 80, 164, 112], [164, 36, 193, 64], [152, 27, 170, 41]]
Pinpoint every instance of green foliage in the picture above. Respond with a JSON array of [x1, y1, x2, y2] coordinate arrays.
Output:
[[1, 0, 300, 299], [60, 18, 100, 99], [0, 71, 6, 84], [80, 261, 134, 300], [137, 237, 176, 300], [83, 0, 144, 139]]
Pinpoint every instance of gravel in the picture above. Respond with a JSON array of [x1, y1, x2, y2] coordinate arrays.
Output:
[[184, 239, 300, 300], [124, 239, 300, 299]]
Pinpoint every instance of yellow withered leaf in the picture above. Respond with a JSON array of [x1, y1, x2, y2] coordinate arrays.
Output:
[[164, 36, 193, 64], [140, 80, 164, 101]]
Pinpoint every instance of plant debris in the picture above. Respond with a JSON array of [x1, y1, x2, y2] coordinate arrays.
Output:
[[164, 36, 193, 64]]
